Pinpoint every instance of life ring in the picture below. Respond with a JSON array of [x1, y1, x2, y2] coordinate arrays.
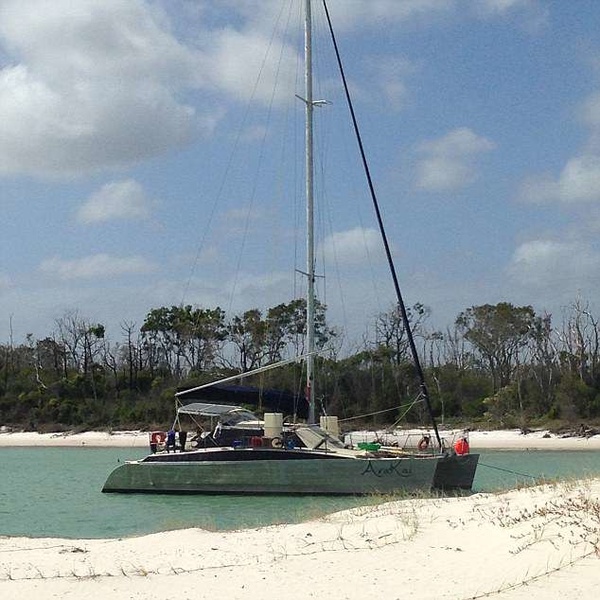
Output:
[[271, 437, 283, 449], [417, 436, 430, 451], [150, 431, 166, 445]]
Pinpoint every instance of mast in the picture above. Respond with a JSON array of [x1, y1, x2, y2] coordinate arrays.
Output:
[[304, 0, 316, 424]]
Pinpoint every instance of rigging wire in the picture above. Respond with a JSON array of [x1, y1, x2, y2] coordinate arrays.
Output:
[[338, 397, 424, 423], [180, 2, 293, 309], [225, 3, 295, 317], [321, 0, 442, 448]]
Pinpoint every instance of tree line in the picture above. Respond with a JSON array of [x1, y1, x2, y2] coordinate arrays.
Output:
[[1, 298, 600, 431]]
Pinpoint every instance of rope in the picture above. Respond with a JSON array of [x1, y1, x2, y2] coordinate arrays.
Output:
[[478, 461, 538, 480], [338, 396, 425, 423], [339, 407, 399, 422], [339, 393, 426, 430], [389, 394, 424, 429]]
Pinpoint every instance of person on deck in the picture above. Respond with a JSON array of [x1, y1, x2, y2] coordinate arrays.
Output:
[[178, 430, 187, 452], [191, 426, 203, 448], [166, 429, 176, 452]]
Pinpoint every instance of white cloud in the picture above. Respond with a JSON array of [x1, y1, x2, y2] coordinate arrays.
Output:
[[415, 127, 495, 191], [555, 156, 600, 202], [77, 179, 152, 224], [0, 0, 541, 181], [40, 254, 155, 280], [0, 0, 320, 178], [520, 86, 600, 204], [0, 0, 208, 177], [520, 155, 600, 204], [508, 239, 600, 289], [206, 28, 298, 106], [319, 227, 382, 265]]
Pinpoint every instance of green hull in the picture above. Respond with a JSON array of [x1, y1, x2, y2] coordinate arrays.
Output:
[[103, 455, 439, 495], [433, 453, 479, 490]]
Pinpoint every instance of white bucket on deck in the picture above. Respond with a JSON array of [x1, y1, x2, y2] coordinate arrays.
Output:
[[320, 415, 340, 439], [263, 413, 283, 438]]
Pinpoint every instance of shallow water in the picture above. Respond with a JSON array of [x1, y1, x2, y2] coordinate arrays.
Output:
[[475, 449, 600, 491], [1, 447, 598, 539]]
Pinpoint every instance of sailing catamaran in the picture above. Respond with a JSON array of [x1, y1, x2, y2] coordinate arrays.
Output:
[[102, 0, 478, 495]]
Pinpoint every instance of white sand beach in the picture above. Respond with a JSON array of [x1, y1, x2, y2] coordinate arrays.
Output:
[[0, 429, 150, 448], [1, 478, 599, 599], [2, 426, 600, 450]]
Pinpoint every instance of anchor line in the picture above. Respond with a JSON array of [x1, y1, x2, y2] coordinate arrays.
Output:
[[478, 462, 538, 479]]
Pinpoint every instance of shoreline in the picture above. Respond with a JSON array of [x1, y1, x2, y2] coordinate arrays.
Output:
[[0, 430, 150, 448], [1, 428, 600, 450]]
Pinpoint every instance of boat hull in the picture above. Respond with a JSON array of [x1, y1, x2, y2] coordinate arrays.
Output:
[[102, 451, 439, 495], [433, 453, 479, 490]]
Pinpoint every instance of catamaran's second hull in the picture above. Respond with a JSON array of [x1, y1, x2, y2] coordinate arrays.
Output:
[[102, 452, 439, 495], [433, 453, 479, 490]]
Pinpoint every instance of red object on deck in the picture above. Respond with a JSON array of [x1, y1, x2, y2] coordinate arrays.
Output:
[[150, 431, 166, 445], [454, 437, 470, 455]]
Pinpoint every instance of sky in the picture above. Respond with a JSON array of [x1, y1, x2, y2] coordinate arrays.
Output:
[[2, 0, 600, 351]]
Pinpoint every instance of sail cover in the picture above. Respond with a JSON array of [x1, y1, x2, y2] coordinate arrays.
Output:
[[176, 384, 307, 418]]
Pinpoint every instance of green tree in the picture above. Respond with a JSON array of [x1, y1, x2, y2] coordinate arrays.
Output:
[[141, 305, 227, 377], [557, 299, 600, 384], [456, 302, 539, 393], [264, 298, 334, 360], [527, 313, 558, 415], [374, 303, 430, 367], [228, 308, 267, 371]]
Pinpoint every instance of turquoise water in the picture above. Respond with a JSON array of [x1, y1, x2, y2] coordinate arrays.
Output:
[[1, 447, 599, 539]]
